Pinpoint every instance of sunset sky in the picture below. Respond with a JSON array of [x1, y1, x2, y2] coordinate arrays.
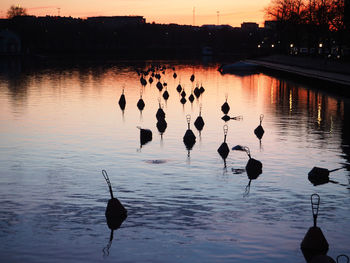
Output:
[[0, 0, 271, 27]]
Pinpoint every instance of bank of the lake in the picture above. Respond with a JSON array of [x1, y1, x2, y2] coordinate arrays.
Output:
[[245, 55, 350, 97]]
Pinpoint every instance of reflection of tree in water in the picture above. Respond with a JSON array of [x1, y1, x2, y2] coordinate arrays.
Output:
[[6, 73, 30, 112]]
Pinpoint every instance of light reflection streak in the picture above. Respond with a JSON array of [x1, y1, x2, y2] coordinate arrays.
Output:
[[317, 102, 322, 126], [270, 86, 274, 105]]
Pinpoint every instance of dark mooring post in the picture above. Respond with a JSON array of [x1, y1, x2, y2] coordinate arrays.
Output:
[[176, 83, 182, 93]]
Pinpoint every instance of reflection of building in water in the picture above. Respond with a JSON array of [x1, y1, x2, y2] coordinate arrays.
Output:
[[245, 75, 344, 134], [0, 29, 21, 54], [241, 74, 348, 165]]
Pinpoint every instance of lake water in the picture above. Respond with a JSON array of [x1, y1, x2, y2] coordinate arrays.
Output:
[[0, 59, 349, 263]]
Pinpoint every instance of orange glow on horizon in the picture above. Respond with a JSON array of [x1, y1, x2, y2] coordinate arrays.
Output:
[[0, 0, 270, 27]]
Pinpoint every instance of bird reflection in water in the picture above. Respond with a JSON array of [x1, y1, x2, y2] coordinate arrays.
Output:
[[102, 170, 127, 257]]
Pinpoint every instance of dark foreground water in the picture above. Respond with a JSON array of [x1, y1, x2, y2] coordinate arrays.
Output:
[[0, 59, 349, 263]]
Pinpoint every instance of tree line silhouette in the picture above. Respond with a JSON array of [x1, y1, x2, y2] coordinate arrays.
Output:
[[264, 0, 349, 54], [0, 1, 349, 59], [0, 15, 266, 59]]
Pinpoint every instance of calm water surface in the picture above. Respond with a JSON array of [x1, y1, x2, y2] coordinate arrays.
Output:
[[0, 60, 349, 263]]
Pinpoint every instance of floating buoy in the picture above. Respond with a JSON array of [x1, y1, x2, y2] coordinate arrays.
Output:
[[156, 81, 163, 91], [156, 101, 166, 121], [254, 114, 265, 140], [137, 91, 145, 111], [194, 105, 205, 131], [190, 74, 195, 82], [194, 85, 201, 98], [163, 89, 169, 100], [217, 125, 230, 164], [246, 157, 263, 180], [232, 145, 262, 195], [102, 170, 127, 257], [199, 84, 205, 94], [308, 167, 343, 186], [102, 170, 127, 231], [221, 95, 230, 114], [188, 93, 194, 103], [183, 115, 196, 150], [156, 118, 167, 134], [301, 194, 329, 263], [148, 76, 153, 84], [173, 72, 177, 79], [118, 89, 126, 111], [140, 76, 147, 86], [176, 84, 182, 93], [181, 89, 186, 98], [138, 127, 152, 146]]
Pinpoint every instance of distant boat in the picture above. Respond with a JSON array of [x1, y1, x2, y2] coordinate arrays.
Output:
[[219, 61, 259, 75]]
